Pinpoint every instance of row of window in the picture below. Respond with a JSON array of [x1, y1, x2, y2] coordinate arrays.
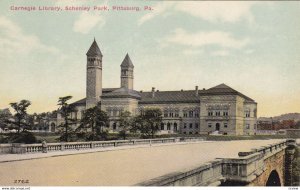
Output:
[[208, 123, 228, 128], [183, 111, 199, 118], [164, 110, 199, 118], [183, 131, 199, 135], [160, 122, 178, 131], [208, 111, 228, 116], [183, 123, 199, 129], [164, 112, 179, 117], [111, 122, 256, 132]]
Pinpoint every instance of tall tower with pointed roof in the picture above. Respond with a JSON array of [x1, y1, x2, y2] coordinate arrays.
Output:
[[86, 39, 103, 108], [120, 53, 134, 89]]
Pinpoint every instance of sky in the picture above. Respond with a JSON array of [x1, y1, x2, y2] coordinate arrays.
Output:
[[0, 0, 299, 117]]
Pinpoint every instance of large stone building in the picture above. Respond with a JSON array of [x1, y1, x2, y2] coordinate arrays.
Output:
[[58, 40, 257, 135]]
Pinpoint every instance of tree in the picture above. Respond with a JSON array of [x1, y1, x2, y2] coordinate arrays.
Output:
[[118, 111, 133, 140], [0, 109, 12, 131], [76, 106, 109, 141], [57, 96, 76, 142], [293, 121, 300, 129], [133, 108, 162, 138], [8, 100, 31, 133]]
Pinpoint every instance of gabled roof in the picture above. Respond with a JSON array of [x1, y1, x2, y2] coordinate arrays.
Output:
[[139, 84, 255, 104], [102, 87, 141, 99], [203, 83, 255, 102], [121, 53, 134, 68], [86, 39, 102, 56], [70, 88, 118, 106]]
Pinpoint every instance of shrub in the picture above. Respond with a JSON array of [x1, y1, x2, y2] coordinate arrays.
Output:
[[9, 131, 37, 144]]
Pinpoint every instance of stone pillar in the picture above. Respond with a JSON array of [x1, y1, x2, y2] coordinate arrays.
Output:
[[284, 139, 296, 186]]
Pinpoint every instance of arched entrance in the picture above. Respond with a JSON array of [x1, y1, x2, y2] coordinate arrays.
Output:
[[216, 123, 220, 131], [266, 170, 281, 186]]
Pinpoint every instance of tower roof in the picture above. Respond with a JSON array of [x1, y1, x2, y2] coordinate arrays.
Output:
[[86, 39, 103, 56], [121, 53, 134, 67]]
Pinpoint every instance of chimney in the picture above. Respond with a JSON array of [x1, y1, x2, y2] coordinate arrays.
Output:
[[195, 86, 199, 96], [152, 87, 155, 98]]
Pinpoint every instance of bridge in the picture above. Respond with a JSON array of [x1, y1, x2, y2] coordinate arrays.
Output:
[[0, 138, 297, 186]]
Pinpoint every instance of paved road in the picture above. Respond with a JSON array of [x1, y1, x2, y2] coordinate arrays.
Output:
[[0, 139, 284, 186]]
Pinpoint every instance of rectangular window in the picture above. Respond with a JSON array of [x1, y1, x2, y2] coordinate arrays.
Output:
[[223, 111, 228, 116], [195, 123, 199, 128], [169, 112, 174, 117], [184, 123, 187, 128], [224, 123, 228, 128], [189, 123, 193, 128], [246, 124, 250, 129], [161, 123, 164, 130], [245, 110, 250, 117], [195, 112, 199, 117], [208, 123, 212, 128], [183, 112, 188, 117], [189, 111, 193, 118]]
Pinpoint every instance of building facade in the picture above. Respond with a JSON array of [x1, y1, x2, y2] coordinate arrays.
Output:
[[59, 40, 257, 135]]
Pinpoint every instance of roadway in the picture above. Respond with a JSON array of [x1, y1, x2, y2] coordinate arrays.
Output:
[[0, 139, 284, 186]]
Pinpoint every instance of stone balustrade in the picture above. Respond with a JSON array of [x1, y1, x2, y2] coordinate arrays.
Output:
[[0, 144, 12, 154], [138, 139, 291, 186], [0, 137, 204, 154], [137, 158, 224, 186]]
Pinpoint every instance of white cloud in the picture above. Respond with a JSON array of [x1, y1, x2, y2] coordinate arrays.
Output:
[[73, 12, 105, 34], [139, 1, 261, 25], [138, 2, 174, 25], [0, 16, 58, 58], [211, 50, 230, 57], [175, 1, 257, 23], [164, 28, 250, 49], [245, 49, 255, 54], [183, 49, 204, 55]]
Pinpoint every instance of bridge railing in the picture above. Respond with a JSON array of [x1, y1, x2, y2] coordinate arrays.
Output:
[[137, 158, 224, 186], [221, 140, 288, 183], [0, 137, 204, 154], [138, 139, 291, 186]]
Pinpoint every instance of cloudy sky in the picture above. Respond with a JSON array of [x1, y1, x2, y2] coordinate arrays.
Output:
[[0, 0, 299, 117]]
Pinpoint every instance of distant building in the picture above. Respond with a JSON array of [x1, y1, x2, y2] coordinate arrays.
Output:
[[57, 40, 257, 135]]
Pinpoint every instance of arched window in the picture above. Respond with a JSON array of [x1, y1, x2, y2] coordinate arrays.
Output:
[[174, 123, 178, 131], [167, 122, 171, 130], [160, 123, 164, 130]]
